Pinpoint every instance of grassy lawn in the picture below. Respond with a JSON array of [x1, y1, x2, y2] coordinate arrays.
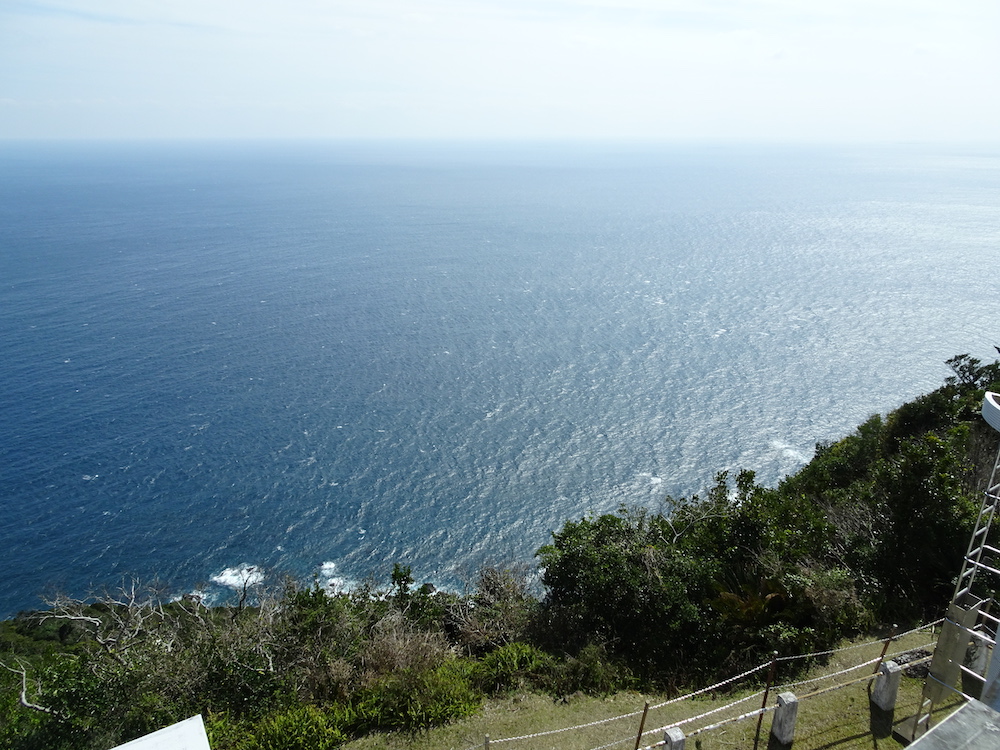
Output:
[[344, 627, 964, 750]]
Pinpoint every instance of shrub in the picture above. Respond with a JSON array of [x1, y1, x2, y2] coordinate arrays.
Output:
[[353, 659, 481, 731], [543, 644, 629, 698], [243, 705, 348, 750], [361, 611, 452, 678], [474, 642, 550, 694], [448, 565, 538, 656]]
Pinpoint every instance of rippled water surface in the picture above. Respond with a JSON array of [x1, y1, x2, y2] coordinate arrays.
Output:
[[2, 142, 998, 616]]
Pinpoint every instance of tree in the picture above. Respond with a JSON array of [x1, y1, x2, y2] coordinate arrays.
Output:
[[537, 507, 717, 683]]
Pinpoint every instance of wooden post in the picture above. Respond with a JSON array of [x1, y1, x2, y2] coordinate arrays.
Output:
[[753, 652, 779, 750], [634, 702, 650, 750]]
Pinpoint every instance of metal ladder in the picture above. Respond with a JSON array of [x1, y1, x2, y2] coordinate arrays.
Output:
[[954, 460, 1000, 609]]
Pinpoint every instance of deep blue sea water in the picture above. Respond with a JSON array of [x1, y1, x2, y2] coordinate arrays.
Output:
[[2, 141, 998, 617]]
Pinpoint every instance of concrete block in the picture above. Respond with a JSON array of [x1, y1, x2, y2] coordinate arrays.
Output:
[[771, 692, 798, 746], [871, 660, 902, 711], [664, 727, 685, 750]]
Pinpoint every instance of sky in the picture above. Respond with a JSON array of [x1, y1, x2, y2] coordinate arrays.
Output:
[[1, 0, 998, 142]]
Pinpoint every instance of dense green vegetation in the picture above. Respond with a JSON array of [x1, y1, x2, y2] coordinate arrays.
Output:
[[3, 355, 999, 749]]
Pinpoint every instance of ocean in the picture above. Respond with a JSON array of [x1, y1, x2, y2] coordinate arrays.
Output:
[[1, 140, 998, 617]]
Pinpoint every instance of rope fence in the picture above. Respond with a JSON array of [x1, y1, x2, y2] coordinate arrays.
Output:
[[773, 619, 941, 664], [645, 692, 765, 738], [485, 707, 647, 746], [463, 620, 943, 750], [646, 662, 771, 711]]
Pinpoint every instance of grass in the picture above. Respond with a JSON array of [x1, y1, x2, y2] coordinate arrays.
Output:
[[343, 627, 966, 750]]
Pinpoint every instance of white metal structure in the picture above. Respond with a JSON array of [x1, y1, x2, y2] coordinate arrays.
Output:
[[911, 392, 1000, 738], [110, 715, 211, 750]]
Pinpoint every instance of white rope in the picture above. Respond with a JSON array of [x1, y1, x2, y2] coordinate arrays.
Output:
[[646, 661, 770, 710], [588, 734, 639, 750], [885, 641, 937, 662], [773, 637, 936, 692], [775, 619, 942, 663], [490, 682, 767, 748], [489, 706, 646, 744], [774, 656, 880, 691], [486, 620, 942, 749], [688, 703, 774, 737], [643, 691, 764, 737], [493, 659, 772, 744]]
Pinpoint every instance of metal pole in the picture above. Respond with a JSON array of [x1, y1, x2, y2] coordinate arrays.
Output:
[[873, 625, 898, 676], [753, 652, 779, 750], [634, 702, 650, 750]]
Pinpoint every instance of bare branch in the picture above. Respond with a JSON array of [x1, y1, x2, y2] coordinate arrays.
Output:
[[664, 500, 730, 545], [1, 660, 63, 718], [39, 578, 172, 666]]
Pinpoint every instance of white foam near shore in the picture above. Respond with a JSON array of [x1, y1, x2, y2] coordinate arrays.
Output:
[[210, 566, 264, 589], [319, 561, 358, 593], [770, 440, 812, 465]]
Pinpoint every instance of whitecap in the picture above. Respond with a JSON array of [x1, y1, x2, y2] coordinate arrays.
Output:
[[210, 566, 264, 589], [319, 561, 338, 577], [318, 561, 357, 592], [770, 440, 812, 464], [171, 588, 208, 605]]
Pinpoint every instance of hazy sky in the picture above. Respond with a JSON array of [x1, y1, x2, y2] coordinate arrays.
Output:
[[2, 0, 998, 141]]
